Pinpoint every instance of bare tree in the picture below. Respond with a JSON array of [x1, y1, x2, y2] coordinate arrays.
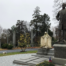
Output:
[[53, 0, 66, 26], [3, 29, 10, 44], [53, 0, 64, 21]]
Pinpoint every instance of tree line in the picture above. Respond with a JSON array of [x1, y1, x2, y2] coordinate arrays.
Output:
[[0, 6, 53, 47]]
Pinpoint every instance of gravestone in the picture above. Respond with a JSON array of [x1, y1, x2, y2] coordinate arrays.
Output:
[[37, 32, 52, 55]]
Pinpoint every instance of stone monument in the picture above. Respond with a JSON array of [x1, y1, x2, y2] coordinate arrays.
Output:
[[13, 32, 52, 66], [56, 3, 66, 43], [52, 3, 66, 65], [37, 32, 52, 55]]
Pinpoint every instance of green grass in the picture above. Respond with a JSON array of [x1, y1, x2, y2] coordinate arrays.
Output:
[[0, 50, 37, 57]]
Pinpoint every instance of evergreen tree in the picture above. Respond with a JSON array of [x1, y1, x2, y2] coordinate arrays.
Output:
[[30, 6, 53, 45], [30, 6, 41, 36]]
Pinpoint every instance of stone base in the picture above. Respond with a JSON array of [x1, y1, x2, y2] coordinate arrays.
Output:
[[53, 44, 66, 58], [37, 48, 50, 55], [13, 49, 54, 66], [52, 44, 66, 65], [52, 57, 66, 65], [13, 55, 49, 66]]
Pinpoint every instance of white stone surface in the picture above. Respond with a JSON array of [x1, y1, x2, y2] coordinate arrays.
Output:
[[17, 56, 39, 62], [0, 53, 36, 66], [14, 55, 49, 65], [40, 32, 52, 48], [28, 58, 48, 64], [53, 44, 66, 47], [50, 48, 54, 50]]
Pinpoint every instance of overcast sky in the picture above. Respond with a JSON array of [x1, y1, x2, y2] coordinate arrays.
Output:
[[0, 0, 60, 29]]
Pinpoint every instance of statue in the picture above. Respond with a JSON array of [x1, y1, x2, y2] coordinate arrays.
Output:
[[37, 32, 52, 55], [40, 32, 52, 48], [56, 3, 66, 43]]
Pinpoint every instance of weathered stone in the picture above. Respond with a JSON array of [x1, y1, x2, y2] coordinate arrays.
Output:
[[53, 44, 66, 59], [52, 57, 66, 65], [37, 48, 50, 55], [52, 44, 66, 65], [40, 32, 52, 48], [13, 56, 49, 66], [37, 32, 52, 55]]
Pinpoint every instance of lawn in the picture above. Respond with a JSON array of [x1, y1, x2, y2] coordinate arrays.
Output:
[[0, 50, 37, 57]]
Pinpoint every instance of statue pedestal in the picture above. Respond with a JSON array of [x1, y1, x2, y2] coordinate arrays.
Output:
[[52, 44, 66, 65], [37, 48, 50, 55], [37, 32, 51, 55]]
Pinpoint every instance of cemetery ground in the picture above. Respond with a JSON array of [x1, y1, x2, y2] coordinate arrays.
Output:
[[0, 47, 54, 56], [0, 47, 39, 56], [0, 50, 37, 57], [0, 53, 62, 66], [0, 48, 61, 66]]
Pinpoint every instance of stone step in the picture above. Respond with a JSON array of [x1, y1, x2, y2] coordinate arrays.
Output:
[[13, 56, 48, 66]]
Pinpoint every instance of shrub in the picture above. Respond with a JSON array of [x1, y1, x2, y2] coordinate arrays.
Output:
[[1, 44, 8, 49], [22, 44, 26, 48], [19, 43, 26, 48], [36, 61, 55, 66], [7, 44, 13, 49]]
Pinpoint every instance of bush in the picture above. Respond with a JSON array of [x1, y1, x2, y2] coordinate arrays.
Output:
[[1, 44, 8, 49], [22, 44, 26, 48], [7, 44, 13, 49], [36, 61, 55, 66], [19, 43, 26, 48]]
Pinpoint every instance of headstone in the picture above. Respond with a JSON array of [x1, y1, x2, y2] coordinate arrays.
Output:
[[37, 32, 52, 55]]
